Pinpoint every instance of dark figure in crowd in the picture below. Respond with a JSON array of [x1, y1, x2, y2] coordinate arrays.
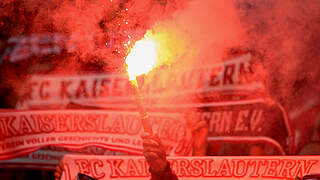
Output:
[[54, 132, 178, 180]]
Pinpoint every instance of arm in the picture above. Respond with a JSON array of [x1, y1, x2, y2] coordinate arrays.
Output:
[[191, 120, 208, 156], [141, 132, 178, 180], [54, 159, 64, 180]]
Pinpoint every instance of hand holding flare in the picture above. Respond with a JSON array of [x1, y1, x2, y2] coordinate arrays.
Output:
[[125, 35, 177, 177], [125, 31, 159, 134]]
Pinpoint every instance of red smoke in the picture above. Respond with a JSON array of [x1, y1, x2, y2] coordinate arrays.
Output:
[[0, 0, 320, 111], [238, 0, 320, 109]]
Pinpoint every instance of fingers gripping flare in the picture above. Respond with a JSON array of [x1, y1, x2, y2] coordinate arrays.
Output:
[[141, 132, 168, 173], [54, 158, 64, 180]]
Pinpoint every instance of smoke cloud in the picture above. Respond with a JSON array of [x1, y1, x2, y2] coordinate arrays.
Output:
[[0, 0, 320, 111], [236, 0, 320, 109], [151, 0, 245, 67]]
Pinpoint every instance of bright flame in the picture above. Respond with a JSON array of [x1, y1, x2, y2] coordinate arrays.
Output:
[[126, 32, 158, 81]]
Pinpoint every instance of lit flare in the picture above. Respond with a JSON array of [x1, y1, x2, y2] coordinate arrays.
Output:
[[125, 31, 159, 134], [125, 31, 158, 81]]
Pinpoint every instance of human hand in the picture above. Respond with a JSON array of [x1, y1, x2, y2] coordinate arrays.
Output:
[[185, 113, 208, 156], [141, 132, 168, 173], [54, 158, 64, 180], [192, 119, 208, 148], [191, 119, 208, 156]]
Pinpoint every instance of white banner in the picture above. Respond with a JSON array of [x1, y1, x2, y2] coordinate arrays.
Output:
[[61, 154, 320, 180], [0, 110, 191, 160], [0, 146, 129, 170], [17, 53, 266, 109]]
